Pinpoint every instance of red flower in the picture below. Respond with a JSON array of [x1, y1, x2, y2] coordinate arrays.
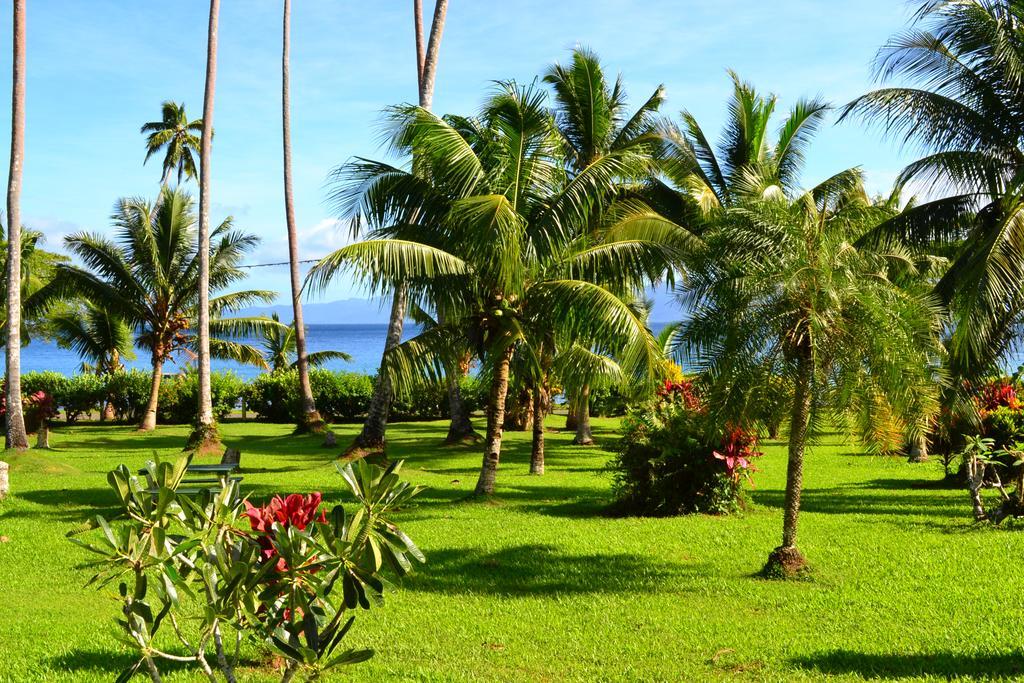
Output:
[[713, 426, 763, 484], [243, 493, 327, 570]]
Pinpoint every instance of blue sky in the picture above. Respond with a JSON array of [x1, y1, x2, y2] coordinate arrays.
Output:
[[0, 0, 918, 306]]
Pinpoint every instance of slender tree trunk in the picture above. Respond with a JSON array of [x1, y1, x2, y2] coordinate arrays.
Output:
[[190, 0, 221, 453], [413, 0, 425, 86], [530, 383, 546, 475], [565, 405, 577, 431], [765, 352, 812, 576], [139, 357, 164, 432], [0, 460, 8, 499], [349, 0, 448, 455], [35, 419, 48, 448], [349, 284, 405, 453], [474, 345, 514, 496], [444, 372, 476, 443], [5, 0, 28, 449], [573, 385, 594, 445], [282, 0, 323, 434]]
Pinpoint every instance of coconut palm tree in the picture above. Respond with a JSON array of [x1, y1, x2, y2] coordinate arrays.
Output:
[[260, 312, 351, 372], [51, 303, 136, 376], [280, 0, 324, 433], [310, 82, 688, 494], [655, 71, 829, 222], [2, 229, 69, 345], [38, 187, 276, 431], [191, 0, 221, 453], [676, 165, 943, 576], [5, 0, 27, 449], [350, 0, 450, 454], [141, 101, 203, 187], [544, 47, 668, 445], [840, 0, 1024, 378]]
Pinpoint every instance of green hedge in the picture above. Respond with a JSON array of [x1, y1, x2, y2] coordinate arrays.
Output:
[[19, 369, 483, 425]]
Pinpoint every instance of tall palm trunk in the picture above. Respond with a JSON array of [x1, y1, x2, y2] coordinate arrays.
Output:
[[530, 383, 547, 475], [4, 0, 28, 449], [573, 384, 594, 445], [907, 433, 928, 463], [349, 0, 448, 455], [189, 0, 221, 453], [282, 0, 324, 434], [139, 354, 164, 432], [475, 344, 514, 495], [765, 351, 812, 576], [351, 286, 405, 451]]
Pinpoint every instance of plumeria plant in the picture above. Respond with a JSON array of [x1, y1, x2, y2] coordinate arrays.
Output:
[[68, 455, 425, 683]]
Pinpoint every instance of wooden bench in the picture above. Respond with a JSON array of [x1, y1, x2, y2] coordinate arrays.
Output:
[[140, 449, 243, 496]]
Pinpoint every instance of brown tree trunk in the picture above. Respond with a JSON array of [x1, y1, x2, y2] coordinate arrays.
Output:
[[573, 385, 594, 445], [530, 384, 547, 475], [504, 386, 533, 431], [282, 0, 324, 434], [5, 0, 28, 449], [907, 433, 928, 463], [102, 400, 115, 421], [349, 283, 405, 454], [0, 460, 8, 499], [444, 374, 477, 443], [765, 353, 812, 577], [349, 0, 448, 455], [35, 419, 48, 448], [474, 345, 514, 496], [565, 405, 577, 431], [189, 0, 221, 454], [139, 357, 164, 432], [413, 0, 425, 86]]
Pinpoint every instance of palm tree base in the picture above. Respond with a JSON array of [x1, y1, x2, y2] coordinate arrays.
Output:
[[293, 411, 328, 435], [761, 545, 809, 579], [185, 421, 222, 456], [339, 443, 388, 465], [443, 426, 481, 446]]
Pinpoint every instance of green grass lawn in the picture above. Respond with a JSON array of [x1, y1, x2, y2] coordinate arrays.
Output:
[[1, 416, 1022, 682]]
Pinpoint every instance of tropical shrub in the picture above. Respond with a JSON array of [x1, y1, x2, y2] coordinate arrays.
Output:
[[105, 369, 153, 423], [68, 455, 425, 683], [62, 373, 110, 421], [608, 380, 761, 516], [245, 370, 374, 422], [158, 371, 244, 424]]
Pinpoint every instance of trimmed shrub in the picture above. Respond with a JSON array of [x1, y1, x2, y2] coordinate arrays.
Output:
[[106, 369, 153, 423], [159, 371, 245, 424], [244, 370, 374, 423], [608, 380, 761, 516]]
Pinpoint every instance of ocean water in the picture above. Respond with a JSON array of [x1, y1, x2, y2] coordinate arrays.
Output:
[[7, 322, 682, 381], [8, 324, 405, 380]]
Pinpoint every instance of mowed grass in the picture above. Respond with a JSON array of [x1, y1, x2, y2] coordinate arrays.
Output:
[[1, 417, 1023, 682]]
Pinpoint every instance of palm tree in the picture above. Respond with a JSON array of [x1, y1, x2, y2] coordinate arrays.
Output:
[[840, 0, 1024, 378], [280, 0, 324, 433], [260, 312, 351, 372], [51, 303, 135, 375], [39, 188, 276, 431], [655, 71, 829, 221], [544, 47, 667, 446], [141, 101, 203, 187], [348, 0, 449, 454], [191, 0, 221, 453], [5, 0, 27, 449], [310, 82, 685, 495], [3, 229, 69, 345], [677, 165, 943, 576]]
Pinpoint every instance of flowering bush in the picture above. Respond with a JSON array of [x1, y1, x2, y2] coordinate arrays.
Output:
[[609, 383, 761, 516], [70, 456, 425, 683], [244, 492, 328, 570], [977, 379, 1022, 415]]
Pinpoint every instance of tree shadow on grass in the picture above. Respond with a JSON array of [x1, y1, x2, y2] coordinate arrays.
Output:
[[403, 543, 699, 596], [752, 486, 963, 519], [48, 648, 195, 678], [792, 649, 1024, 679]]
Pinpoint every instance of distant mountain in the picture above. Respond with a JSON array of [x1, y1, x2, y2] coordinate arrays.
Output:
[[238, 298, 392, 325]]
